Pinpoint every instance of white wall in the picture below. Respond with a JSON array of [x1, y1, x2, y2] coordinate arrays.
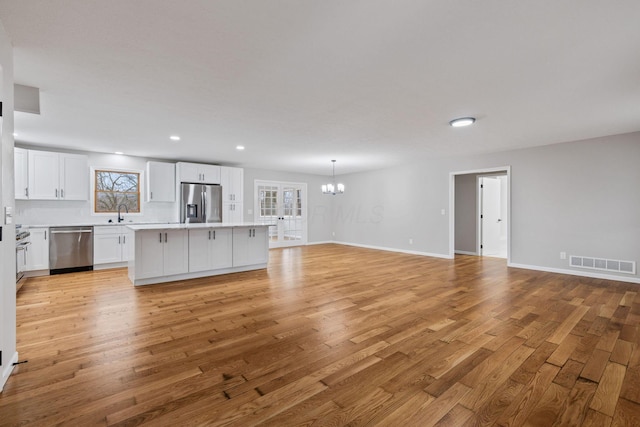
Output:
[[0, 20, 17, 391], [333, 132, 640, 282]]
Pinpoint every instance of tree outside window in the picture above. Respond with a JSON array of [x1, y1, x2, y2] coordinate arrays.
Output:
[[94, 170, 140, 213]]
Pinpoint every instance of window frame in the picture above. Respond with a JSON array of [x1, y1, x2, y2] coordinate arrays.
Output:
[[91, 166, 144, 217]]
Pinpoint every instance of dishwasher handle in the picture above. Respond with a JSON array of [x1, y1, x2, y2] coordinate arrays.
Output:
[[50, 230, 93, 234]]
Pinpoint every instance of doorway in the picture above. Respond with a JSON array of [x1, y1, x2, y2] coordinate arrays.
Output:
[[449, 166, 511, 262], [254, 180, 308, 248], [479, 175, 508, 258]]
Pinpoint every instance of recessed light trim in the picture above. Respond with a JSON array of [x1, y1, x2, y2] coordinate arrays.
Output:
[[449, 117, 476, 127], [114, 151, 124, 155], [170, 135, 181, 141], [236, 145, 245, 151]]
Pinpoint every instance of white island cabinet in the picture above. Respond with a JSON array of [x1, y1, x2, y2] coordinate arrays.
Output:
[[188, 227, 233, 272], [127, 223, 270, 286], [233, 226, 268, 267], [132, 229, 188, 280]]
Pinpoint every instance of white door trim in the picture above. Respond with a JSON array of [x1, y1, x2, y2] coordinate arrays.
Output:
[[254, 179, 308, 248], [449, 166, 511, 262]]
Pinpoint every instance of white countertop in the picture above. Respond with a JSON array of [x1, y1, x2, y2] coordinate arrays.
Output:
[[24, 222, 274, 230], [24, 221, 176, 228], [126, 222, 274, 231]]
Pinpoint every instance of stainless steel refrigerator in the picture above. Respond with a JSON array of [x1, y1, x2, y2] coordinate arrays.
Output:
[[180, 183, 222, 223]]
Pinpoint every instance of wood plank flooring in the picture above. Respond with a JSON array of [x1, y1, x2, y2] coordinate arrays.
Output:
[[2, 244, 640, 426]]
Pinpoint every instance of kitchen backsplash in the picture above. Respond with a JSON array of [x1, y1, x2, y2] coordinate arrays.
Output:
[[15, 199, 178, 226]]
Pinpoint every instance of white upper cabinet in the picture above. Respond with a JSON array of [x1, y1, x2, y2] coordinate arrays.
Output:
[[220, 166, 243, 203], [59, 153, 89, 200], [176, 162, 221, 184], [14, 147, 29, 200], [27, 150, 88, 200], [146, 161, 175, 202]]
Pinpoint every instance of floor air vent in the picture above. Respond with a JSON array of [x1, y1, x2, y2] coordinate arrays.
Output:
[[570, 255, 636, 275]]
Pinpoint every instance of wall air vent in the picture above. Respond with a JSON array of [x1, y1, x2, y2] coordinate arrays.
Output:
[[570, 255, 636, 275]]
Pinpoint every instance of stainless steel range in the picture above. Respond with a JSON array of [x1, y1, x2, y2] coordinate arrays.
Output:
[[16, 226, 31, 292]]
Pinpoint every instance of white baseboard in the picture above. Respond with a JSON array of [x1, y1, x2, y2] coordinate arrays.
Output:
[[306, 241, 334, 246], [508, 262, 640, 284], [1, 351, 19, 392], [332, 241, 451, 259], [93, 262, 127, 270], [455, 250, 478, 256]]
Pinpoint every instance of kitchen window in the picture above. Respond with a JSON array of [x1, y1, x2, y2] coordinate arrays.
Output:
[[94, 169, 140, 213]]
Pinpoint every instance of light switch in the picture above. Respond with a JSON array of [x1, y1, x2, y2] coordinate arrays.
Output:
[[4, 206, 12, 224]]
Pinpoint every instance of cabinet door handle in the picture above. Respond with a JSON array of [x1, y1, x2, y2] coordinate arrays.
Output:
[[208, 230, 211, 240], [150, 191, 153, 200], [61, 189, 64, 198], [165, 232, 168, 243], [213, 230, 216, 240], [55, 188, 58, 198], [119, 236, 121, 244], [159, 232, 162, 243], [44, 230, 47, 240], [249, 228, 252, 237], [25, 187, 28, 197], [123, 235, 126, 244]]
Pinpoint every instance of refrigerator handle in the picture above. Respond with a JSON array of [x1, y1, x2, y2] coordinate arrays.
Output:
[[202, 189, 206, 222]]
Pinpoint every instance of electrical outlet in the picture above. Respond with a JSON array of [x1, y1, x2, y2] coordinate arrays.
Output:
[[441, 209, 446, 215], [409, 238, 413, 245], [332, 231, 335, 237], [560, 252, 567, 260]]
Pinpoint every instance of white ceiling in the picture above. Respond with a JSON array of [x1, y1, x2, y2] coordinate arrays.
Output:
[[1, 1, 639, 175]]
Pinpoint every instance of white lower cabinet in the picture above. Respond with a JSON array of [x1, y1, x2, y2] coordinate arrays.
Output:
[[188, 228, 233, 272], [233, 226, 268, 267], [94, 226, 129, 265], [26, 227, 49, 271], [134, 229, 188, 279]]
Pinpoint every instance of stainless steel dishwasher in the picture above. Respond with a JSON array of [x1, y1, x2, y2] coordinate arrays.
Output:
[[49, 226, 94, 274]]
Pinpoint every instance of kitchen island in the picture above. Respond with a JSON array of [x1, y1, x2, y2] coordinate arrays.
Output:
[[127, 223, 271, 285]]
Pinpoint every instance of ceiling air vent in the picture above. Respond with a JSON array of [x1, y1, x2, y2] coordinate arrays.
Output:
[[570, 255, 636, 275]]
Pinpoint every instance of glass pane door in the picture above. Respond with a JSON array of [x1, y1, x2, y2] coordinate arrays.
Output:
[[256, 181, 307, 248]]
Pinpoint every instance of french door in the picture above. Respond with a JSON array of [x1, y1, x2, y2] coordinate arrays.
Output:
[[254, 180, 307, 248]]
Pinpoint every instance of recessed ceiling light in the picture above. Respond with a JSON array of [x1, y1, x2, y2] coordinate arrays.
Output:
[[236, 145, 245, 150], [115, 151, 124, 155], [449, 117, 476, 127], [170, 135, 181, 141]]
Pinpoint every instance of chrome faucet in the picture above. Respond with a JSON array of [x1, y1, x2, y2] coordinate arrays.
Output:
[[117, 203, 129, 223]]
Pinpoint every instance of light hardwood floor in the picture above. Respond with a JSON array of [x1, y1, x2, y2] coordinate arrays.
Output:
[[2, 244, 640, 426]]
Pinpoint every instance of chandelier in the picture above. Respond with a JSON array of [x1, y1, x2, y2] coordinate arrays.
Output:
[[321, 160, 345, 195]]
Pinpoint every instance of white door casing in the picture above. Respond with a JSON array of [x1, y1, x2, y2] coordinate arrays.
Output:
[[254, 180, 307, 248]]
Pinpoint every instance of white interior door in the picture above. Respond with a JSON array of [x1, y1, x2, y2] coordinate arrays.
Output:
[[255, 181, 307, 248], [480, 176, 507, 258]]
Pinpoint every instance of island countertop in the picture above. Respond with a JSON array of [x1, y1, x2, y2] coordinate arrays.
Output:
[[126, 222, 274, 231]]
